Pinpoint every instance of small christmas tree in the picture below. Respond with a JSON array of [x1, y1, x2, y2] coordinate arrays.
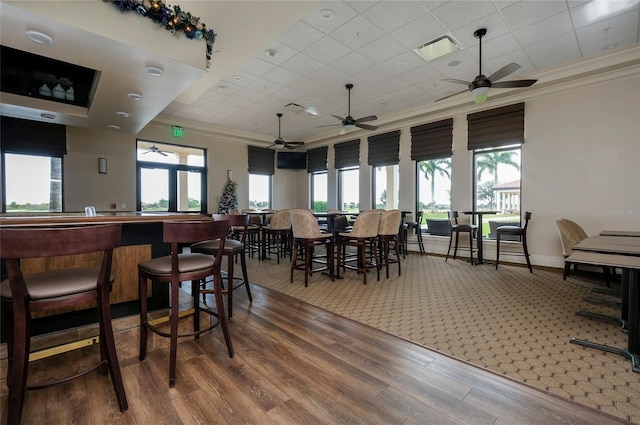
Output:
[[217, 179, 238, 214]]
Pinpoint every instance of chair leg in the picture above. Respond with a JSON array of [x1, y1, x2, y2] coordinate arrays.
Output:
[[453, 232, 460, 260], [445, 233, 454, 262], [495, 234, 501, 270], [240, 252, 252, 302], [563, 261, 571, 280], [7, 301, 30, 425], [212, 270, 234, 359], [168, 278, 180, 387], [227, 254, 235, 318], [416, 228, 425, 255], [522, 234, 532, 273], [469, 231, 474, 265], [138, 275, 148, 361]]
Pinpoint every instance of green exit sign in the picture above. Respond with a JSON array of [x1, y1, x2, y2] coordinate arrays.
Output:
[[172, 126, 184, 137]]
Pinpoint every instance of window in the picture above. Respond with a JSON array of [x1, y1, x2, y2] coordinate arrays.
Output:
[[416, 158, 451, 218], [473, 145, 521, 235], [310, 171, 327, 212], [338, 168, 359, 212], [372, 164, 399, 210], [137, 140, 205, 212], [249, 174, 271, 210], [3, 153, 62, 212]]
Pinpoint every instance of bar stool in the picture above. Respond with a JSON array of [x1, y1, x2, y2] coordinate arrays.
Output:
[[290, 210, 335, 287], [445, 211, 478, 264], [191, 213, 253, 318], [0, 224, 128, 425], [403, 211, 425, 256], [261, 209, 292, 263], [138, 220, 233, 387], [495, 211, 533, 272], [378, 209, 402, 278], [336, 210, 381, 284]]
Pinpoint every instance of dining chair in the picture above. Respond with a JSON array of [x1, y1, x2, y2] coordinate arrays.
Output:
[[290, 210, 335, 287], [191, 213, 253, 318], [0, 224, 128, 425], [495, 211, 533, 272], [445, 211, 478, 264], [240, 209, 263, 258], [336, 210, 381, 284], [138, 219, 233, 387], [378, 209, 402, 278], [403, 211, 425, 256]]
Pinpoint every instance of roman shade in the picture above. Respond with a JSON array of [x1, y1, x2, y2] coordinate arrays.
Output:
[[334, 139, 360, 169], [0, 116, 67, 156], [367, 130, 400, 166], [306, 146, 328, 173], [467, 103, 525, 151], [247, 146, 275, 175], [410, 118, 453, 161]]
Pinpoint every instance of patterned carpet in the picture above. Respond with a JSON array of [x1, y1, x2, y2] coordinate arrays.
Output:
[[242, 251, 640, 423]]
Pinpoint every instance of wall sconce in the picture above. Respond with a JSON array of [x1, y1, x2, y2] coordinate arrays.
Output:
[[98, 157, 107, 174]]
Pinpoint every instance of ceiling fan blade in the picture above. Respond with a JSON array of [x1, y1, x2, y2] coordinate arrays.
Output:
[[355, 123, 378, 131], [158, 151, 168, 156], [492, 79, 537, 88], [287, 141, 305, 146], [488, 62, 521, 83], [331, 114, 345, 121], [355, 115, 377, 124], [435, 89, 469, 102], [317, 123, 342, 128], [442, 78, 471, 86]]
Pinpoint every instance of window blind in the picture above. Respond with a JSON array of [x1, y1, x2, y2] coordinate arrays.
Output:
[[1, 116, 67, 156], [410, 118, 453, 161], [247, 146, 275, 175], [306, 146, 328, 173], [367, 130, 400, 166], [467, 102, 525, 151], [334, 139, 360, 169]]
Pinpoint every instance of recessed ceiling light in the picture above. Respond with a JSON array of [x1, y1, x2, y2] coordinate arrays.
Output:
[[25, 30, 53, 45], [320, 9, 335, 20], [107, 124, 120, 130], [415, 35, 461, 62], [397, 61, 409, 68], [145, 65, 164, 76], [128, 92, 143, 101], [116, 111, 130, 118], [448, 60, 461, 67], [232, 75, 242, 81], [218, 85, 229, 91], [265, 48, 278, 58], [603, 42, 618, 50], [40, 113, 55, 119]]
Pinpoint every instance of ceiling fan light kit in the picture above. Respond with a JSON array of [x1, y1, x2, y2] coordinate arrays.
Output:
[[437, 28, 537, 103]]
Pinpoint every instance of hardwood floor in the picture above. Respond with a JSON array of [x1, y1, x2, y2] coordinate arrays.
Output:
[[2, 284, 630, 424]]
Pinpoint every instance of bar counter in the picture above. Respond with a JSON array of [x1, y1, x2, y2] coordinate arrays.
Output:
[[0, 211, 211, 338]]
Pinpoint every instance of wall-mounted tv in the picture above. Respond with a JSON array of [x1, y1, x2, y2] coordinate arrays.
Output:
[[277, 151, 307, 170]]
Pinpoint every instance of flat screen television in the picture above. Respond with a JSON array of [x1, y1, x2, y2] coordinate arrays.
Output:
[[277, 151, 307, 170]]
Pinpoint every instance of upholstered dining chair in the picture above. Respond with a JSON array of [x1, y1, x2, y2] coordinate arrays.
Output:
[[445, 211, 478, 264], [336, 209, 381, 284], [290, 210, 334, 287], [191, 213, 253, 318], [495, 212, 533, 272], [378, 209, 403, 278], [261, 209, 292, 263], [0, 224, 128, 425], [138, 219, 233, 387]]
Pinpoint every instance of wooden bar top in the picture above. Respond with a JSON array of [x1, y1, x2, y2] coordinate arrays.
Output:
[[0, 212, 211, 227]]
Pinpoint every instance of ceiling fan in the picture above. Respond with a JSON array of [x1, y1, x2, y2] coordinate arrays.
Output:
[[267, 113, 305, 149], [437, 28, 537, 103], [141, 144, 173, 156], [318, 83, 378, 134]]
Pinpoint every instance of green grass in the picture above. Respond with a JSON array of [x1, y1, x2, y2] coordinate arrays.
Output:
[[422, 212, 519, 237]]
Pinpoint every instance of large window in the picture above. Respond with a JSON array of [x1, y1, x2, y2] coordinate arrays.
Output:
[[3, 153, 62, 212], [310, 171, 327, 212], [474, 145, 521, 235], [416, 158, 451, 218], [372, 164, 399, 210], [137, 141, 205, 212], [338, 168, 359, 212], [249, 174, 271, 210]]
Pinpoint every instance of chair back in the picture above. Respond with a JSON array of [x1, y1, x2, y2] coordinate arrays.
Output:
[[413, 211, 424, 224], [212, 213, 249, 242], [290, 210, 324, 239], [378, 209, 402, 236], [349, 210, 381, 238], [522, 211, 532, 231], [555, 218, 586, 257], [561, 218, 588, 240], [269, 209, 292, 230]]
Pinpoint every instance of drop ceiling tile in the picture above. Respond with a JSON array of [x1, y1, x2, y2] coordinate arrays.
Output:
[[222, 96, 254, 110], [524, 32, 580, 64], [189, 98, 218, 110], [429, 1, 497, 30], [262, 66, 303, 86], [378, 50, 427, 76], [307, 65, 350, 86], [475, 33, 522, 62], [329, 14, 386, 50], [450, 13, 511, 49], [345, 0, 379, 14], [427, 49, 477, 74], [389, 84, 430, 102], [260, 41, 299, 66], [288, 77, 344, 102], [500, 0, 569, 31], [388, 13, 447, 50], [570, 0, 639, 29], [279, 52, 326, 75], [302, 1, 360, 34], [233, 87, 268, 103], [221, 71, 258, 88], [353, 64, 395, 85], [374, 75, 414, 93], [330, 50, 375, 75], [530, 47, 582, 70], [269, 86, 307, 102], [238, 56, 277, 77], [357, 35, 408, 63], [212, 82, 243, 96], [575, 10, 640, 47], [198, 89, 228, 104], [276, 20, 325, 51], [513, 11, 575, 48], [398, 62, 444, 84], [304, 36, 352, 64], [484, 50, 535, 77], [579, 31, 639, 57], [362, 1, 430, 33], [246, 78, 283, 95], [418, 1, 449, 12]]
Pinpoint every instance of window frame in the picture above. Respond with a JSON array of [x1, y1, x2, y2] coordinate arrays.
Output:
[[310, 170, 328, 212], [248, 173, 272, 210], [415, 156, 451, 217], [337, 167, 359, 212]]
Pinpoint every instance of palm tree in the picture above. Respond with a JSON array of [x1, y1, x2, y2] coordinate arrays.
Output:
[[419, 159, 451, 210], [476, 151, 520, 185]]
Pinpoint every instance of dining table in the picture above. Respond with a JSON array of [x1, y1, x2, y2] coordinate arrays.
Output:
[[461, 210, 500, 264], [568, 234, 640, 373]]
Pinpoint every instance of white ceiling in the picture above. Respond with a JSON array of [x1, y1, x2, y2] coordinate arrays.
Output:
[[2, 1, 639, 145]]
